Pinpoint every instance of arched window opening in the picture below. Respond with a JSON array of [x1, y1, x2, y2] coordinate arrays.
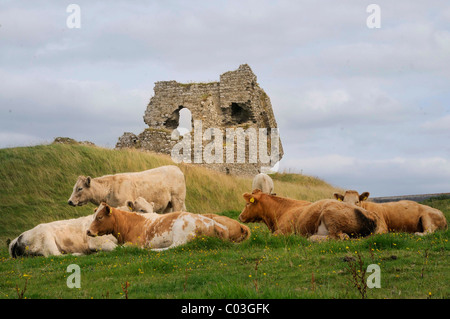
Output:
[[177, 107, 192, 135]]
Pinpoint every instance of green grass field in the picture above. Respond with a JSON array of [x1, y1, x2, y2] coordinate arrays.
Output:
[[0, 144, 448, 299]]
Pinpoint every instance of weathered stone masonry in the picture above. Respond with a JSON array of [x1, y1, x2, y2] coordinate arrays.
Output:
[[116, 64, 283, 176]]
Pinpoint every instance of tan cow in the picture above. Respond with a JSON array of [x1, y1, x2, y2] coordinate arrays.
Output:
[[125, 197, 156, 214], [9, 214, 118, 257], [87, 203, 250, 250], [239, 190, 385, 241], [252, 173, 274, 194], [127, 196, 251, 243], [202, 214, 251, 243], [68, 165, 186, 213], [334, 190, 447, 235]]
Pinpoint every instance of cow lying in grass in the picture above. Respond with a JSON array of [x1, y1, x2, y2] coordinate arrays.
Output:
[[87, 203, 250, 250], [128, 196, 251, 243], [334, 190, 447, 235], [126, 197, 156, 215], [239, 190, 386, 241], [8, 203, 154, 258], [9, 215, 118, 258]]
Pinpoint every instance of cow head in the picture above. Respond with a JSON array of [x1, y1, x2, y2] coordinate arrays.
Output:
[[132, 197, 155, 214], [68, 176, 93, 206], [239, 189, 264, 223], [333, 190, 370, 206], [87, 203, 115, 237]]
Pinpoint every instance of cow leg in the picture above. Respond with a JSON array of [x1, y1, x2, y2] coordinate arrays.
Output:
[[308, 235, 329, 242], [171, 196, 186, 212], [162, 202, 173, 213], [212, 222, 230, 240], [415, 214, 436, 236], [308, 218, 330, 242], [151, 246, 174, 251], [88, 236, 118, 253], [337, 232, 350, 240], [44, 238, 63, 257], [324, 222, 350, 241]]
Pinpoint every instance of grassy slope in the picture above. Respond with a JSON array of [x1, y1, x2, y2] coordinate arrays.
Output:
[[0, 144, 448, 299], [0, 143, 337, 242]]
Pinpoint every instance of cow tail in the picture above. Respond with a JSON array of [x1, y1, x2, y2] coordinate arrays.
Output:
[[417, 216, 424, 233], [9, 235, 24, 258], [314, 213, 325, 234], [240, 224, 251, 242], [354, 208, 377, 237]]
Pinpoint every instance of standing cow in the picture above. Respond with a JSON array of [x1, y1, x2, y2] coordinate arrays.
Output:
[[68, 165, 186, 213], [252, 173, 274, 194]]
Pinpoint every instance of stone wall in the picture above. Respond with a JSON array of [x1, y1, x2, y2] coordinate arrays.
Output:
[[116, 64, 283, 176]]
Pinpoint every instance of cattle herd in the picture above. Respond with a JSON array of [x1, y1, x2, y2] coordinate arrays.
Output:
[[8, 166, 448, 257]]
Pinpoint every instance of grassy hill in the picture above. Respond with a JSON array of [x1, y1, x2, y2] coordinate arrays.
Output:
[[0, 143, 338, 242], [0, 143, 448, 300]]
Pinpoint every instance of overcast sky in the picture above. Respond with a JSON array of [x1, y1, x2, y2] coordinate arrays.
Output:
[[1, 1, 449, 197]]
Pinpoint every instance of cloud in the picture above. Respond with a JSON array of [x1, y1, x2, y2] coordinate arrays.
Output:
[[0, 69, 148, 148], [421, 115, 450, 134], [0, 132, 47, 149], [280, 154, 450, 196], [0, 0, 449, 196], [276, 85, 407, 133]]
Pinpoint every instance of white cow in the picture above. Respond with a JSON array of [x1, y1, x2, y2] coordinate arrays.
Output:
[[8, 202, 156, 258], [68, 165, 186, 213], [252, 173, 274, 194], [9, 215, 118, 257]]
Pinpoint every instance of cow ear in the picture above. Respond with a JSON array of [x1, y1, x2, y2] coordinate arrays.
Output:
[[127, 201, 134, 211], [243, 193, 251, 202], [360, 192, 370, 201], [93, 206, 98, 213], [334, 193, 344, 201], [105, 205, 112, 215], [243, 193, 256, 204], [85, 176, 91, 188]]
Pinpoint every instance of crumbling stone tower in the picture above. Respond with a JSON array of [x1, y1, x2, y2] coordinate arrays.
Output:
[[116, 64, 283, 176]]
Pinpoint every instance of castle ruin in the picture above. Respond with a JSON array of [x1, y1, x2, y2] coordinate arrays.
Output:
[[116, 64, 283, 176]]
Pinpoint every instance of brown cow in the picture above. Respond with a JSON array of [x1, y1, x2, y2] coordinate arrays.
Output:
[[334, 190, 447, 235], [203, 214, 251, 243], [87, 203, 249, 250], [239, 190, 385, 241], [127, 196, 251, 242]]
